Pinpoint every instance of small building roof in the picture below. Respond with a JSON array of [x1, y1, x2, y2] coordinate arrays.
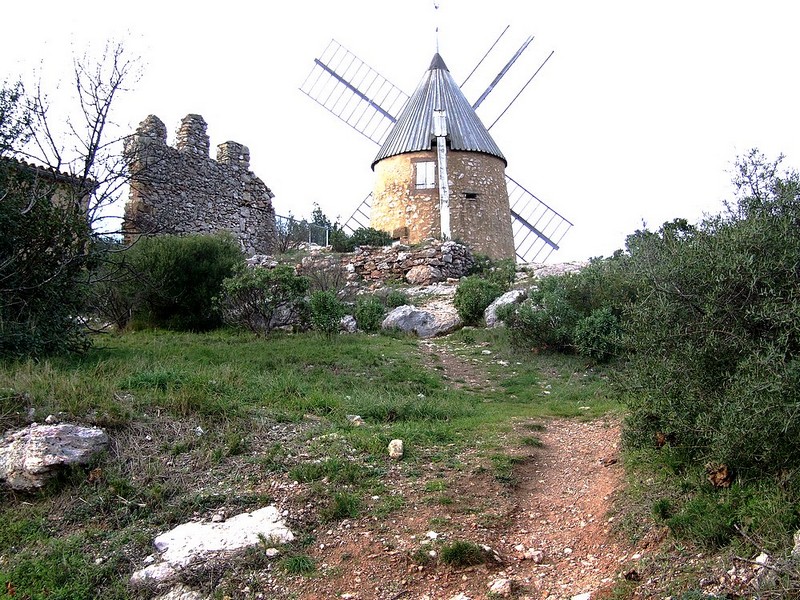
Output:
[[371, 53, 507, 169]]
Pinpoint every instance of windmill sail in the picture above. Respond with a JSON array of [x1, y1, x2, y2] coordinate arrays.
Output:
[[300, 40, 407, 145], [506, 175, 572, 263], [300, 37, 572, 263]]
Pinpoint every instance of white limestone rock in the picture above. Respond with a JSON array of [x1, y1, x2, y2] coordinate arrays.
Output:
[[484, 289, 526, 328], [388, 439, 404, 459], [130, 505, 294, 586], [0, 423, 109, 490], [382, 303, 461, 339]]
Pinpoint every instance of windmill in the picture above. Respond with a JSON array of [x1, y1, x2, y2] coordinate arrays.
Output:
[[299, 27, 572, 263]]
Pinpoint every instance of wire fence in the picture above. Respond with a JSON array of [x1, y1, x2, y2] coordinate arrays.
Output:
[[274, 214, 330, 252]]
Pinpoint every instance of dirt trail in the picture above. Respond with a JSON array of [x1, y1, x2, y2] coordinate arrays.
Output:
[[277, 339, 639, 600]]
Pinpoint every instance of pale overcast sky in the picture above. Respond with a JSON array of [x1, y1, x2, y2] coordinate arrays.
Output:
[[2, 1, 799, 262]]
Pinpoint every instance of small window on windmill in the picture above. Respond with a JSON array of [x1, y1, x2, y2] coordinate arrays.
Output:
[[465, 192, 478, 200], [415, 161, 436, 189]]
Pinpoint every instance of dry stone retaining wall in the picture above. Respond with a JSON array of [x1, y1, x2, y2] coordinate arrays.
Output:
[[124, 114, 277, 255], [299, 239, 474, 285]]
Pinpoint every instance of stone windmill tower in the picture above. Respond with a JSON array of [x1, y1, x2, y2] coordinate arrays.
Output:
[[370, 53, 515, 260], [301, 31, 572, 263]]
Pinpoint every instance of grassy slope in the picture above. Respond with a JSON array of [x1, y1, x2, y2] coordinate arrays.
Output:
[[0, 328, 621, 599]]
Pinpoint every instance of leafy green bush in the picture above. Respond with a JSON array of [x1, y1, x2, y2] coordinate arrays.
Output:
[[330, 226, 392, 252], [622, 151, 800, 478], [354, 295, 385, 332], [499, 275, 581, 351], [0, 163, 92, 358], [574, 307, 622, 362], [453, 275, 504, 325], [468, 254, 516, 290], [385, 289, 410, 308], [121, 233, 243, 331], [216, 265, 309, 334], [309, 290, 345, 337]]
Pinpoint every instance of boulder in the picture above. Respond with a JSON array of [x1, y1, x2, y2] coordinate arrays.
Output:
[[131, 505, 294, 587], [405, 264, 444, 285], [0, 423, 109, 490], [484, 289, 526, 328], [382, 303, 461, 339], [340, 315, 357, 333]]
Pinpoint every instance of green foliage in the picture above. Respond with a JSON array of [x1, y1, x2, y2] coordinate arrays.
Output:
[[309, 290, 346, 337], [453, 275, 504, 325], [120, 233, 244, 331], [574, 307, 622, 362], [321, 491, 362, 521], [217, 265, 309, 334], [622, 150, 800, 477], [0, 162, 93, 358], [499, 257, 634, 357], [354, 295, 385, 332], [439, 540, 486, 566], [280, 554, 316, 575], [385, 288, 410, 308], [468, 254, 516, 290], [330, 226, 393, 253]]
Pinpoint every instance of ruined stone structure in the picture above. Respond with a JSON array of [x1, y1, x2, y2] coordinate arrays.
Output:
[[124, 114, 276, 254], [370, 54, 515, 261]]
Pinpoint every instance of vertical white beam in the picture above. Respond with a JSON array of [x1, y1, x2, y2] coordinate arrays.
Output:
[[433, 110, 450, 240]]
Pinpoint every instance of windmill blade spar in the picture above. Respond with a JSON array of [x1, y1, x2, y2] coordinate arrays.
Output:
[[299, 40, 408, 145]]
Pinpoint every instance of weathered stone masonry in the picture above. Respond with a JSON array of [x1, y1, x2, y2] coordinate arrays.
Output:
[[123, 114, 277, 254]]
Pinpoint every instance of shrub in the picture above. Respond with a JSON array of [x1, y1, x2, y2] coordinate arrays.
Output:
[[574, 307, 622, 362], [622, 150, 800, 477], [0, 163, 93, 358], [385, 289, 410, 309], [453, 276, 504, 325], [354, 295, 385, 332], [216, 265, 309, 334], [309, 290, 346, 337], [122, 233, 243, 331], [499, 275, 581, 351], [468, 254, 516, 290], [330, 226, 392, 253]]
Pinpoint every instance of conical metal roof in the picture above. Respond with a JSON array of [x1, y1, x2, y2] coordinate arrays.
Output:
[[371, 53, 507, 169]]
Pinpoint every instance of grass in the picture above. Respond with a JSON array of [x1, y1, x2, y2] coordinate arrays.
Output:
[[0, 326, 623, 598], [439, 540, 486, 566]]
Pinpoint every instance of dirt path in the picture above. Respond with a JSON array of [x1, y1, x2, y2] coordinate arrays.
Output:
[[273, 339, 638, 600]]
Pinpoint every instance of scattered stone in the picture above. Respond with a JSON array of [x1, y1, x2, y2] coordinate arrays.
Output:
[[246, 255, 278, 269], [755, 552, 770, 565], [388, 439, 404, 459], [487, 578, 513, 597], [154, 584, 205, 600], [484, 289, 526, 327], [346, 414, 365, 427], [793, 529, 800, 558], [382, 303, 461, 338], [448, 594, 471, 600], [571, 593, 591, 600], [44, 414, 58, 424], [130, 505, 293, 586], [0, 423, 109, 490], [523, 548, 544, 563]]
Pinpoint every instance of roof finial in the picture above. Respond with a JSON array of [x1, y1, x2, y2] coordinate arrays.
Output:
[[434, 1, 440, 53]]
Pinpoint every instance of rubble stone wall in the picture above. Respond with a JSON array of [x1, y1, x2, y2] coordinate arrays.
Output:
[[299, 239, 474, 284], [123, 114, 276, 255]]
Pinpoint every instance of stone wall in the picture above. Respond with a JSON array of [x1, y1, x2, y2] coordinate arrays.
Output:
[[298, 239, 474, 285], [371, 149, 515, 261], [123, 114, 276, 255]]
